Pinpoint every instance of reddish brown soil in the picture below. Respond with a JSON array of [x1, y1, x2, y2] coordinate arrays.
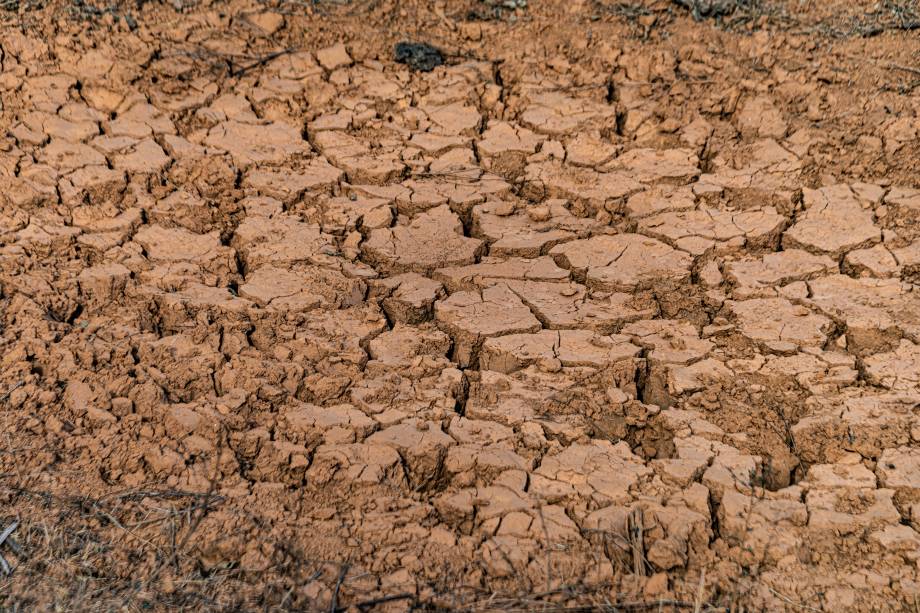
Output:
[[1, 0, 920, 610]]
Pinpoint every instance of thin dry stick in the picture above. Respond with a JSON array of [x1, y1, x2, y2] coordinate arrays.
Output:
[[535, 503, 554, 593], [0, 521, 18, 548], [331, 562, 350, 613], [0, 381, 24, 403], [763, 585, 822, 613], [232, 47, 296, 77], [345, 593, 413, 610], [882, 61, 920, 77], [468, 600, 707, 612], [694, 569, 706, 613], [0, 520, 17, 575], [841, 52, 920, 77], [627, 507, 646, 577]]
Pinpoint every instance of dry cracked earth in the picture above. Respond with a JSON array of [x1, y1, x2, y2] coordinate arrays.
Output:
[[1, 0, 920, 610]]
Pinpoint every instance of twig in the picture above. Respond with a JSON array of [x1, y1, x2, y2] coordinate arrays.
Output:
[[459, 600, 708, 612], [535, 503, 554, 592], [111, 489, 224, 502], [0, 521, 18, 547], [125, 499, 224, 529], [883, 61, 920, 77], [0, 520, 17, 575], [840, 52, 920, 77], [171, 481, 219, 561], [0, 521, 23, 557], [231, 47, 296, 78], [331, 562, 349, 613], [2, 533, 23, 557], [627, 507, 646, 577], [338, 591, 414, 611], [694, 569, 706, 613], [763, 585, 822, 612], [0, 381, 24, 403]]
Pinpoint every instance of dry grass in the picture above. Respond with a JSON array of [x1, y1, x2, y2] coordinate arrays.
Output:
[[0, 475, 732, 611], [0, 483, 234, 611]]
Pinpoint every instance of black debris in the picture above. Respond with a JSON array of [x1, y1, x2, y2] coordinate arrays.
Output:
[[672, 0, 749, 20], [394, 42, 444, 72]]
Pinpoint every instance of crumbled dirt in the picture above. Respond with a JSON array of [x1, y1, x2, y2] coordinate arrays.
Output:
[[1, 0, 920, 611]]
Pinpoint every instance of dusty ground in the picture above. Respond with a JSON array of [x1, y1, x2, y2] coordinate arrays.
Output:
[[1, 0, 919, 610]]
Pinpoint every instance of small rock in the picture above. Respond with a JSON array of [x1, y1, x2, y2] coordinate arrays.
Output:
[[460, 22, 482, 41], [394, 42, 444, 72], [247, 12, 284, 35], [527, 205, 551, 222], [644, 572, 668, 598], [492, 200, 516, 216], [316, 43, 352, 71]]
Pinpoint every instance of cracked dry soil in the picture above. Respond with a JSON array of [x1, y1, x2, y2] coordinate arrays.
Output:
[[1, 0, 920, 610]]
